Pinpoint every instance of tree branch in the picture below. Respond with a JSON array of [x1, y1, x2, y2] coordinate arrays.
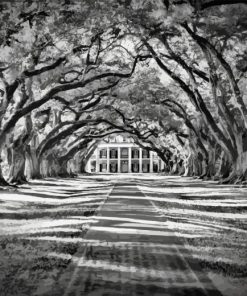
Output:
[[2, 55, 151, 135]]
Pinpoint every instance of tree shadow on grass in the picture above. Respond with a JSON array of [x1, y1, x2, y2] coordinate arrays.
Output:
[[0, 207, 96, 220], [0, 234, 83, 296], [188, 255, 247, 278], [25, 182, 75, 187], [14, 190, 91, 199]]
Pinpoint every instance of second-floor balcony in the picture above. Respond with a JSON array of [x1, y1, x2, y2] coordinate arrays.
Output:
[[98, 148, 150, 159]]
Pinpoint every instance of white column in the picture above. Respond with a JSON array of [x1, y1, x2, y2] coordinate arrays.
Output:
[[139, 148, 142, 173], [107, 147, 110, 173], [96, 148, 99, 173], [150, 152, 153, 173], [128, 147, 131, 173], [118, 147, 121, 173], [161, 159, 165, 171], [86, 160, 91, 173]]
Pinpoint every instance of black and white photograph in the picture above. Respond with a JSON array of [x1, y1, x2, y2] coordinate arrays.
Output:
[[0, 0, 247, 295]]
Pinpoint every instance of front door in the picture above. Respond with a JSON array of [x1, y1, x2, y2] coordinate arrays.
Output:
[[121, 161, 128, 173]]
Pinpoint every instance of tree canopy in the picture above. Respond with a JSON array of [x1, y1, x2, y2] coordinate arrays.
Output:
[[0, 0, 247, 185]]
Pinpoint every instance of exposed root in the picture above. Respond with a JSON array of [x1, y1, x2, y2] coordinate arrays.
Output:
[[220, 170, 247, 185], [8, 176, 28, 186], [220, 170, 237, 184], [0, 177, 10, 187], [199, 173, 207, 179], [0, 176, 19, 190]]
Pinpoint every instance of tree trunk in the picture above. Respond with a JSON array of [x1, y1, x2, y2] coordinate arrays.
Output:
[[199, 158, 207, 178], [0, 160, 9, 186], [0, 135, 10, 186], [25, 145, 42, 179], [8, 145, 27, 184], [171, 161, 178, 174], [192, 157, 199, 177], [40, 157, 58, 178], [66, 159, 77, 177], [203, 147, 216, 179], [42, 155, 70, 178], [178, 159, 185, 175], [231, 154, 247, 184], [57, 160, 70, 177], [80, 159, 87, 173], [214, 151, 225, 180], [183, 153, 193, 176], [78, 142, 98, 173], [221, 134, 247, 183]]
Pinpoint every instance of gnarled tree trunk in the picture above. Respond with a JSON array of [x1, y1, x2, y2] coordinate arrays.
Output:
[[40, 155, 59, 178], [0, 160, 9, 186], [8, 144, 27, 184], [221, 133, 247, 183], [0, 135, 10, 186], [183, 152, 193, 177], [25, 145, 41, 179]]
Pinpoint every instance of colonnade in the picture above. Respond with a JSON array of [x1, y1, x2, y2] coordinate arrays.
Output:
[[93, 146, 155, 173]]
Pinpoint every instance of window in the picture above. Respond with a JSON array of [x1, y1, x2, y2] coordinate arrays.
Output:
[[121, 148, 128, 158], [142, 150, 150, 158], [110, 149, 118, 159], [132, 149, 139, 159], [99, 149, 107, 158]]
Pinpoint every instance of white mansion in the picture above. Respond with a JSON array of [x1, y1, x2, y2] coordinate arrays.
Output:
[[86, 135, 165, 173]]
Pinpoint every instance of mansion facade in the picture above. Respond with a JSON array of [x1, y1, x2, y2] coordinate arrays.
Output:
[[86, 135, 165, 173]]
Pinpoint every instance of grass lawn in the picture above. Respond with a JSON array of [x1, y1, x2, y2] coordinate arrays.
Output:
[[139, 176, 247, 296], [0, 176, 112, 295]]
